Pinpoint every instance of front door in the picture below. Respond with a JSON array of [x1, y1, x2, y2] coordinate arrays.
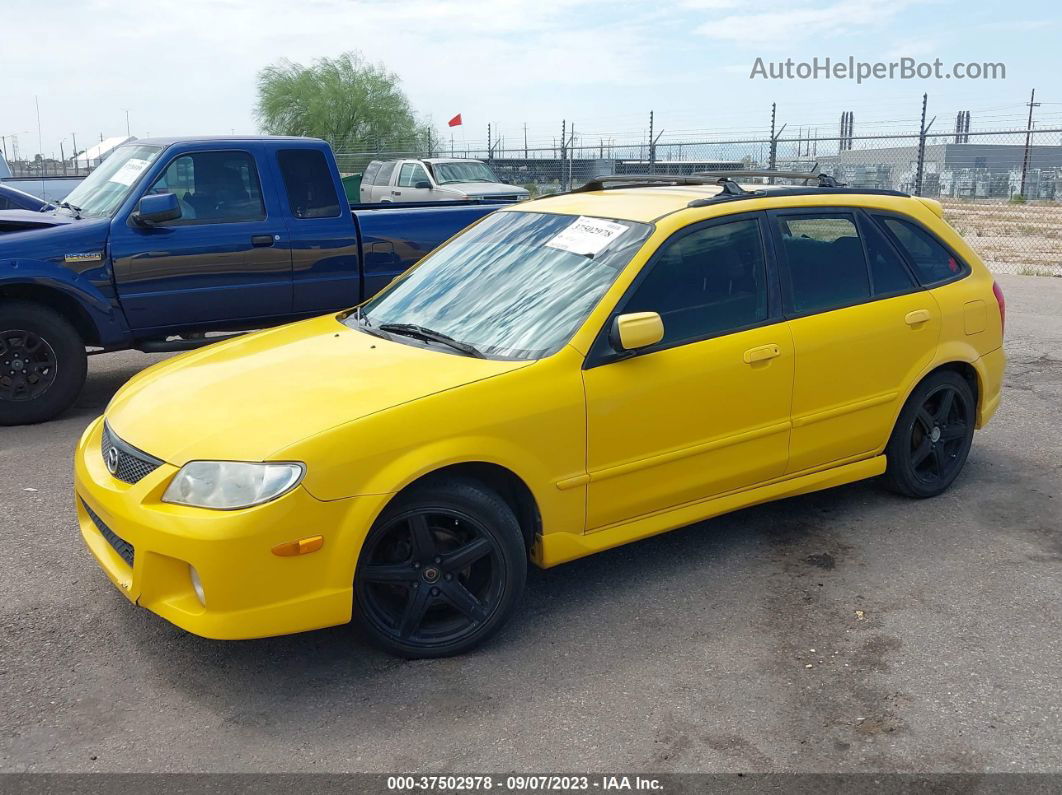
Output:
[[392, 162, 435, 202], [582, 213, 794, 531], [770, 209, 942, 473], [110, 148, 291, 332]]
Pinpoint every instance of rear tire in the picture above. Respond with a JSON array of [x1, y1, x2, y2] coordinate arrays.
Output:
[[0, 301, 87, 426], [883, 370, 976, 498], [354, 477, 527, 658]]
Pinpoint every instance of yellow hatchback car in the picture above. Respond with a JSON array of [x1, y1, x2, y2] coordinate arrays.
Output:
[[75, 173, 1005, 657]]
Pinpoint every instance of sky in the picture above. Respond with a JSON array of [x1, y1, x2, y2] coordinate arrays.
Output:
[[2, 0, 1060, 160]]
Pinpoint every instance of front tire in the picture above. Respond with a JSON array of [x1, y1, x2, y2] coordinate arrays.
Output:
[[0, 301, 87, 426], [354, 478, 527, 658], [883, 370, 976, 498]]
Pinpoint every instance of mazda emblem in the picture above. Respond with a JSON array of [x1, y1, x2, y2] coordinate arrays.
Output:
[[106, 446, 120, 476]]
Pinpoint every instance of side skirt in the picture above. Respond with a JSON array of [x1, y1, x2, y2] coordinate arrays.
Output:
[[533, 455, 886, 568]]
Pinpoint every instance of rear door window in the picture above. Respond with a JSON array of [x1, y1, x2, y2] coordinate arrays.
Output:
[[775, 213, 870, 315], [877, 216, 968, 285], [277, 149, 341, 219], [374, 161, 397, 186], [362, 161, 382, 187], [860, 215, 917, 296]]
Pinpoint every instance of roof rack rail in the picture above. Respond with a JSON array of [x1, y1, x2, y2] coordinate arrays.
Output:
[[695, 170, 845, 188], [572, 174, 725, 193]]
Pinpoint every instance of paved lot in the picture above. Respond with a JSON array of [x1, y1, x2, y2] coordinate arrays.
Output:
[[1, 274, 1060, 773]]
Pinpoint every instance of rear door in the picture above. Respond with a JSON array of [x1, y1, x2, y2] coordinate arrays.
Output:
[[110, 147, 292, 331], [374, 161, 399, 202], [275, 147, 361, 313], [771, 208, 941, 473]]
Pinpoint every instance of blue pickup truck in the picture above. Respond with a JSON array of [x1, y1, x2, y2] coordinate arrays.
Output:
[[0, 136, 502, 425]]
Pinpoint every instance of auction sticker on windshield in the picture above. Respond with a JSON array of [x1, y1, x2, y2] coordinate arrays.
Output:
[[108, 158, 152, 187], [545, 216, 629, 257]]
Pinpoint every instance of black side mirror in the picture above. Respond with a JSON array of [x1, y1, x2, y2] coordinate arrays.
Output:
[[414, 180, 432, 190], [132, 192, 181, 226]]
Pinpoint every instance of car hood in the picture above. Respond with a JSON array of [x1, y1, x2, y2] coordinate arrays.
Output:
[[0, 208, 77, 234], [445, 183, 529, 198], [105, 314, 531, 465]]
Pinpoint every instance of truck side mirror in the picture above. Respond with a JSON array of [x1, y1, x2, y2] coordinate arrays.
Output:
[[132, 192, 182, 226], [414, 181, 432, 190]]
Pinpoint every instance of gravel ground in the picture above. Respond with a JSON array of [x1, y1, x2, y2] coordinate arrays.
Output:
[[1, 273, 1060, 773]]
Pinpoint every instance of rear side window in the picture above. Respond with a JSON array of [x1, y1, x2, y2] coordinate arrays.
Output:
[[776, 213, 870, 315], [362, 161, 382, 186], [397, 163, 429, 187], [374, 161, 397, 186], [277, 149, 341, 219], [623, 217, 769, 347], [861, 216, 916, 296], [878, 216, 967, 284]]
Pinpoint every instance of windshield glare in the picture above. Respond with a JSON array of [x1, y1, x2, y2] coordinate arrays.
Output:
[[434, 161, 499, 184], [61, 145, 163, 217], [351, 211, 652, 360]]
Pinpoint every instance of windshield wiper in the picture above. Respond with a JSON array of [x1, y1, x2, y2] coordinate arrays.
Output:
[[378, 323, 486, 358], [57, 201, 83, 219]]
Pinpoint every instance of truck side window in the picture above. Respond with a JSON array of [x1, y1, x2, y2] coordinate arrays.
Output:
[[277, 149, 341, 219], [374, 161, 397, 186], [147, 151, 265, 224], [398, 163, 429, 187]]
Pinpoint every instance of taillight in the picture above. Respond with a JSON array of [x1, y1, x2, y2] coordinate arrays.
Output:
[[992, 281, 1006, 335]]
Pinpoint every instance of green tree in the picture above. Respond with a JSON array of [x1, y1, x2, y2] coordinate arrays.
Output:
[[255, 51, 434, 152]]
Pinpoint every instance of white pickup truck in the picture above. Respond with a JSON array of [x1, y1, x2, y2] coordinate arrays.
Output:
[[359, 157, 530, 204]]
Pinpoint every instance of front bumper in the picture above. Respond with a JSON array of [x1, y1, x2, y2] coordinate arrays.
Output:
[[74, 416, 388, 640]]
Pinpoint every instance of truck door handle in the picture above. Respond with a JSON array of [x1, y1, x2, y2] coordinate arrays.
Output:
[[251, 234, 275, 247], [905, 309, 931, 326], [391, 190, 401, 196], [743, 344, 781, 364]]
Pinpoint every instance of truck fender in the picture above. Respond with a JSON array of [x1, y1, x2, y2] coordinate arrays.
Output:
[[0, 258, 130, 348]]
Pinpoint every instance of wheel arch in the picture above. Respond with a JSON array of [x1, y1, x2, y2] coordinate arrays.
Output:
[[0, 281, 103, 346], [387, 462, 542, 551], [889, 357, 982, 443]]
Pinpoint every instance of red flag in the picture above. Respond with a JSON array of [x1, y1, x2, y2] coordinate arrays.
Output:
[[447, 113, 463, 128]]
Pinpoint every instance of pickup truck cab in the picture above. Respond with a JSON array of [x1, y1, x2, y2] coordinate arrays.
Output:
[[0, 136, 502, 425], [360, 158, 529, 204]]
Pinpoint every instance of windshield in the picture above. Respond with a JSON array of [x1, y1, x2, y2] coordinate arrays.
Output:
[[433, 161, 500, 184], [349, 211, 652, 359], [61, 145, 163, 218]]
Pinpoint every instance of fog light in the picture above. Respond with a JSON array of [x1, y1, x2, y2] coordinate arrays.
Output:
[[189, 566, 206, 606]]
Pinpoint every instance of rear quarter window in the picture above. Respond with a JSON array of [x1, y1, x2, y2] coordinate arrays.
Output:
[[876, 216, 969, 285]]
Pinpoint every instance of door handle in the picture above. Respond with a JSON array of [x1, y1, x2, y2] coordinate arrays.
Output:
[[391, 190, 401, 196], [743, 344, 781, 364], [905, 309, 931, 326], [251, 234, 276, 247]]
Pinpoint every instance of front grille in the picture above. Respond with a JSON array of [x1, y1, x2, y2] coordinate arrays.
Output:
[[82, 499, 135, 567], [101, 423, 163, 485]]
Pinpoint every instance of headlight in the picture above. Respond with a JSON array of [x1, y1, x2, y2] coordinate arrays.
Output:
[[162, 461, 304, 510]]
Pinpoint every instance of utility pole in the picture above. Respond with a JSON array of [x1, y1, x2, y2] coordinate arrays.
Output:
[[523, 123, 528, 159], [1019, 88, 1040, 198], [487, 123, 492, 162], [124, 109, 131, 137], [71, 132, 78, 173]]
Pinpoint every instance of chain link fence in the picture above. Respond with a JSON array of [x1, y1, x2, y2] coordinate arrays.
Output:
[[338, 126, 1062, 277]]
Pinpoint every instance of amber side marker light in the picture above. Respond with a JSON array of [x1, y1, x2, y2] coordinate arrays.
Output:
[[272, 536, 325, 557]]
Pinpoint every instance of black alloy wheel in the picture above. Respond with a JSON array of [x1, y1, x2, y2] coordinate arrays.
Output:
[[0, 302, 87, 426], [0, 329, 57, 402], [884, 370, 976, 498], [354, 478, 526, 658]]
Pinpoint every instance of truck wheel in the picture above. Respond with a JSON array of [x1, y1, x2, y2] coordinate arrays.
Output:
[[0, 301, 87, 425]]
